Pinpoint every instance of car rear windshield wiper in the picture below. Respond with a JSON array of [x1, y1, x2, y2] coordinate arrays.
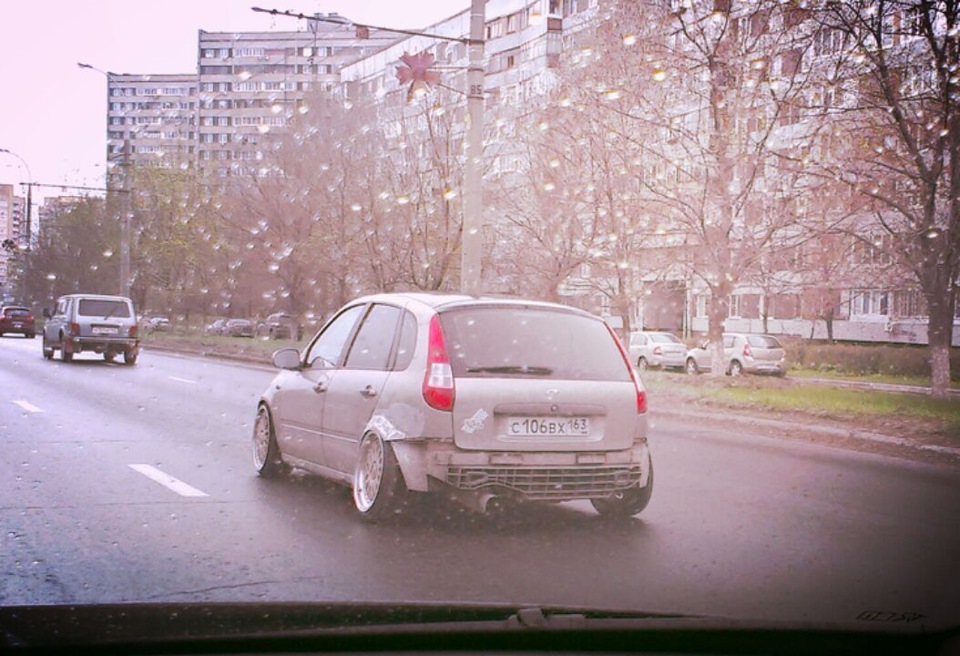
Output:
[[466, 365, 553, 376]]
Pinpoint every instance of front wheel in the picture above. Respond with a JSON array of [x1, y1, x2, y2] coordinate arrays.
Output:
[[637, 356, 648, 371], [591, 457, 654, 519], [685, 358, 699, 375], [253, 405, 284, 477], [123, 349, 138, 365], [353, 433, 406, 521], [42, 337, 54, 360]]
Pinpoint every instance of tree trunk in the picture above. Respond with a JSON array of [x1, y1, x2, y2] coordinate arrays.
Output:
[[706, 287, 729, 376], [927, 291, 954, 399]]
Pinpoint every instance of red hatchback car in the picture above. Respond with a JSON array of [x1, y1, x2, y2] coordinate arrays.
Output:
[[0, 305, 35, 338]]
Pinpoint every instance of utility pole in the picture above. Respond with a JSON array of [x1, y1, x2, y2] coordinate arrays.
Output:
[[461, 0, 485, 295], [78, 62, 132, 297], [120, 138, 131, 298]]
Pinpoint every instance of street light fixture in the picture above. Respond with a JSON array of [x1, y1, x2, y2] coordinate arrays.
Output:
[[78, 61, 132, 297]]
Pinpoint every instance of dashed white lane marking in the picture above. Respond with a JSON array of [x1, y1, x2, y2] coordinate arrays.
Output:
[[13, 400, 43, 413], [168, 376, 197, 384], [128, 464, 209, 497]]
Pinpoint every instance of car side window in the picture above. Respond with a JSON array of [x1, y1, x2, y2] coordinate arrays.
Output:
[[304, 304, 364, 369], [723, 335, 735, 349], [343, 304, 401, 371]]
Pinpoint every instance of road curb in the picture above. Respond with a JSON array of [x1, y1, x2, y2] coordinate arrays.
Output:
[[653, 406, 960, 460]]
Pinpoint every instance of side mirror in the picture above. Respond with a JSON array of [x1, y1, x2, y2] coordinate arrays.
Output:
[[42, 308, 51, 319], [271, 347, 301, 371], [700, 340, 709, 350]]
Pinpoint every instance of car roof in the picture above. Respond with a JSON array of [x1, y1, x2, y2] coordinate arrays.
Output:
[[59, 293, 133, 302], [348, 292, 597, 318]]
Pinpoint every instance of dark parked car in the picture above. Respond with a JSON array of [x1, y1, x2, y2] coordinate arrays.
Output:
[[255, 312, 298, 340], [254, 292, 652, 521], [225, 318, 255, 338], [205, 318, 227, 335], [0, 305, 35, 338]]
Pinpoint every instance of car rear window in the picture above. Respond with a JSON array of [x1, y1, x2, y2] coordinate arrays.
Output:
[[649, 332, 682, 344], [747, 335, 782, 349], [77, 299, 132, 318], [439, 306, 631, 382], [3, 308, 30, 317]]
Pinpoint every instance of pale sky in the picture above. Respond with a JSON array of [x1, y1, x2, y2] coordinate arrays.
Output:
[[0, 0, 469, 203]]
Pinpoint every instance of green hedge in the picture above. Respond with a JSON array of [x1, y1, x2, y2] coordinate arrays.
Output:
[[785, 340, 960, 381]]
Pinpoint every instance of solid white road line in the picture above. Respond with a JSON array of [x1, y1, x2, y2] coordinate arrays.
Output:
[[168, 376, 197, 384], [13, 400, 43, 413], [128, 464, 209, 497]]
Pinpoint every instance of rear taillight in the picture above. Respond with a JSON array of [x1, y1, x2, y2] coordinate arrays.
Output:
[[743, 342, 753, 358], [607, 325, 648, 414], [129, 325, 138, 338], [68, 322, 80, 337], [422, 315, 455, 411]]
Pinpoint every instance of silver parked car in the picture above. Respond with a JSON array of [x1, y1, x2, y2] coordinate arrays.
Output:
[[628, 331, 687, 370], [253, 293, 653, 521], [685, 332, 786, 377], [42, 293, 139, 364]]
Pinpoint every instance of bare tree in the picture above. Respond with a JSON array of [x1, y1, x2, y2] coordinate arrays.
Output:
[[804, 0, 959, 396]]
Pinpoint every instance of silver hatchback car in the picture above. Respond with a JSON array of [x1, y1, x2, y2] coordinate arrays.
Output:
[[253, 293, 652, 521], [685, 332, 786, 377]]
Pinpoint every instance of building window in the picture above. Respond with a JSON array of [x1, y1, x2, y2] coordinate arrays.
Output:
[[851, 290, 890, 316]]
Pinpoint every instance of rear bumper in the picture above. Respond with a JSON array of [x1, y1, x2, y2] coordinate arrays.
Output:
[[66, 336, 139, 353], [392, 440, 651, 501]]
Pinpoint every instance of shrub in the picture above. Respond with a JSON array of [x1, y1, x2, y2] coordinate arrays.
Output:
[[787, 340, 960, 381]]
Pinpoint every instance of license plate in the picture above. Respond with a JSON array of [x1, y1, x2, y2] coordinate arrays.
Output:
[[506, 416, 590, 437], [13, 323, 22, 328], [92, 327, 118, 335]]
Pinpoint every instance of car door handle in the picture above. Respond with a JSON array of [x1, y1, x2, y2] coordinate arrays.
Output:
[[313, 381, 328, 393], [360, 385, 377, 398]]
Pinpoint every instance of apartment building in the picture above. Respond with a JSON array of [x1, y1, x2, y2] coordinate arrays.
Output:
[[0, 184, 24, 295], [196, 18, 397, 178], [106, 74, 198, 186]]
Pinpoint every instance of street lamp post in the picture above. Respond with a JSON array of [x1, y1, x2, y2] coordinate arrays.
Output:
[[78, 62, 132, 298]]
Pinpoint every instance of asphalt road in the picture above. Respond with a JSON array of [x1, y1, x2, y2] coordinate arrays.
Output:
[[2, 335, 958, 631]]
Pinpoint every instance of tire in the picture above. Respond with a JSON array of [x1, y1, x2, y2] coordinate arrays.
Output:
[[60, 336, 73, 362], [353, 433, 406, 521], [42, 336, 54, 360], [637, 357, 648, 371], [104, 352, 116, 362], [25, 333, 34, 339], [253, 405, 285, 477], [591, 455, 654, 519], [123, 349, 138, 365], [685, 358, 699, 375], [729, 360, 743, 376]]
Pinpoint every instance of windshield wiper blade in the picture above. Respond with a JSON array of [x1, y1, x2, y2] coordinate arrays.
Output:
[[466, 365, 553, 376]]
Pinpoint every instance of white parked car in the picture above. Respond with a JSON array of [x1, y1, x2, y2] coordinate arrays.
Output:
[[628, 331, 687, 370], [685, 333, 787, 377]]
